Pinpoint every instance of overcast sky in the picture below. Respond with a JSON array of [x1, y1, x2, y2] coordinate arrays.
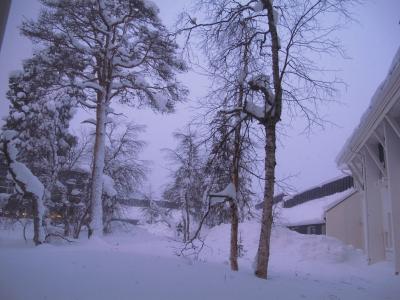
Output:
[[0, 0, 399, 199]]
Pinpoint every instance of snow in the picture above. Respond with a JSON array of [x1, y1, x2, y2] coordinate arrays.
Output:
[[273, 8, 279, 25], [1, 131, 44, 200], [153, 92, 169, 112], [21, 105, 29, 113], [122, 206, 146, 220], [81, 118, 97, 125], [142, 0, 160, 14], [0, 193, 11, 205], [11, 111, 25, 120], [210, 182, 236, 205], [103, 174, 117, 197], [45, 100, 56, 112], [275, 189, 355, 226], [0, 220, 398, 300], [16, 92, 26, 98], [113, 57, 141, 68], [245, 100, 270, 119], [9, 162, 44, 200], [252, 1, 264, 12], [71, 189, 81, 196], [209, 196, 226, 205], [76, 81, 104, 92]]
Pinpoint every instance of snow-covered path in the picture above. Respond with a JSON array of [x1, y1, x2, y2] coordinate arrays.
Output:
[[0, 222, 399, 300]]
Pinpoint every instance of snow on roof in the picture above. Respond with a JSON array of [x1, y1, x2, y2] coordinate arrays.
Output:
[[336, 46, 400, 167], [275, 188, 355, 227], [324, 190, 357, 212]]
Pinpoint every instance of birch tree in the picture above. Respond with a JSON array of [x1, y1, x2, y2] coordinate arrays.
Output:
[[21, 0, 187, 236], [163, 129, 206, 242], [179, 0, 357, 278], [103, 120, 147, 233]]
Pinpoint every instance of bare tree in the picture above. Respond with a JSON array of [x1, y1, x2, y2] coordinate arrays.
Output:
[[163, 129, 206, 242], [178, 0, 357, 278], [103, 120, 148, 233]]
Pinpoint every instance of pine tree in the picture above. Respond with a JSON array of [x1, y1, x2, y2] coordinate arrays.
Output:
[[21, 0, 187, 236], [2, 50, 79, 238], [4, 51, 78, 190]]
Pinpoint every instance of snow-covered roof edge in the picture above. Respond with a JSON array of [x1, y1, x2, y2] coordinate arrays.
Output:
[[323, 189, 358, 213], [336, 46, 400, 168]]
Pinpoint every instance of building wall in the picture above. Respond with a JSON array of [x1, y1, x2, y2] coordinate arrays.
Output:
[[326, 192, 364, 251], [0, 0, 11, 52]]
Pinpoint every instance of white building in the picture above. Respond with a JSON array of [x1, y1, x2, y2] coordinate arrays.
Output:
[[337, 47, 400, 275], [325, 191, 364, 251]]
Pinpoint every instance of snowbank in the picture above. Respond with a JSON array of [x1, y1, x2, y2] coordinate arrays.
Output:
[[199, 222, 359, 266]]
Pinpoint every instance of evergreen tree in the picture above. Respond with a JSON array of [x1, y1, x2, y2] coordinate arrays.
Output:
[[21, 0, 187, 236], [2, 50, 79, 234]]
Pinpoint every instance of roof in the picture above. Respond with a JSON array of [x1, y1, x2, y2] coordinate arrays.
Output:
[[255, 193, 285, 210], [275, 188, 355, 227], [255, 176, 353, 210], [336, 46, 400, 167], [283, 175, 353, 208]]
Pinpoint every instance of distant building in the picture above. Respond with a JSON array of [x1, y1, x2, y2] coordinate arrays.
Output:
[[337, 47, 400, 275], [256, 176, 355, 235], [0, 153, 180, 219]]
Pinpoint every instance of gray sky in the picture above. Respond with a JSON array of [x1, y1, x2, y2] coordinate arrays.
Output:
[[0, 0, 399, 199]]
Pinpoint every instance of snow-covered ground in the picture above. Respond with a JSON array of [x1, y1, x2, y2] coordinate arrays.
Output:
[[0, 220, 399, 300]]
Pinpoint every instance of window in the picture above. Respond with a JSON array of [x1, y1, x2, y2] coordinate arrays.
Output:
[[0, 179, 15, 194], [307, 226, 317, 234], [378, 143, 385, 166]]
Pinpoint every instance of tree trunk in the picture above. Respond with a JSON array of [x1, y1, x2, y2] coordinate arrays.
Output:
[[228, 37, 248, 271], [230, 201, 239, 271], [255, 120, 277, 279], [230, 116, 242, 271], [185, 193, 190, 241], [254, 0, 282, 280], [32, 196, 42, 245], [182, 215, 187, 242], [89, 100, 107, 237]]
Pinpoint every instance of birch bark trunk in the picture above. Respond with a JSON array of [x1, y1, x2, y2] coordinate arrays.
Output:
[[255, 120, 276, 278]]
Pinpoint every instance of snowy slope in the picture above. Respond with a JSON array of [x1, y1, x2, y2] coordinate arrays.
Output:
[[0, 221, 399, 300]]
